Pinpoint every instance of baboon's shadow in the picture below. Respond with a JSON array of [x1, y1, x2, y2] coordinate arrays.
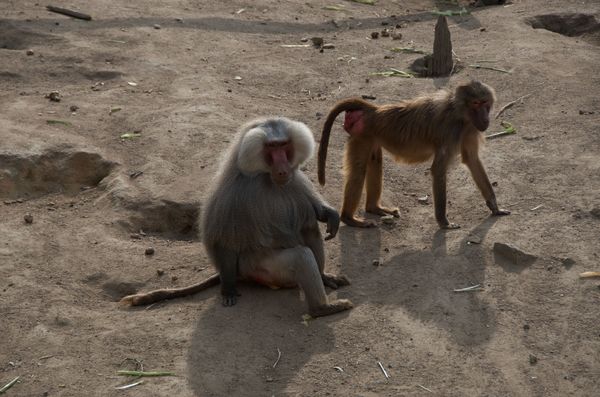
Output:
[[339, 216, 500, 346], [187, 284, 348, 396]]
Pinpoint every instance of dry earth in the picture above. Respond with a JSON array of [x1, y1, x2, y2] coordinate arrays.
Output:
[[1, 0, 599, 396]]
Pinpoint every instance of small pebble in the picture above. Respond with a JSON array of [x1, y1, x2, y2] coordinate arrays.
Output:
[[529, 354, 538, 365], [381, 29, 390, 37], [24, 214, 33, 224], [69, 105, 79, 112], [381, 215, 395, 224], [153, 24, 162, 29], [157, 269, 165, 276], [145, 247, 155, 255], [372, 258, 383, 266], [391, 32, 403, 40], [26, 49, 34, 55], [311, 37, 324, 47], [523, 323, 530, 331], [371, 31, 379, 39], [322, 43, 335, 49], [45, 91, 61, 102], [417, 195, 429, 204], [171, 275, 178, 281]]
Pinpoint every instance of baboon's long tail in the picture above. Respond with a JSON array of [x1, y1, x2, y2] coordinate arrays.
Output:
[[119, 273, 220, 306], [317, 98, 374, 185]]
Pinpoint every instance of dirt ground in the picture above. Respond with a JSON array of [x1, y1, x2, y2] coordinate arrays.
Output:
[[1, 0, 599, 396]]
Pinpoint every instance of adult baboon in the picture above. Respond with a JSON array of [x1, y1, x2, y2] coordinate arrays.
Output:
[[121, 117, 352, 317]]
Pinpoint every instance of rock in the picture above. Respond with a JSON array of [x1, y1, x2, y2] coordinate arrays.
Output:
[[69, 105, 79, 112], [381, 29, 390, 37], [391, 32, 403, 40], [153, 24, 162, 29], [26, 49, 34, 55], [372, 258, 383, 266], [529, 354, 538, 365], [381, 215, 395, 225], [417, 195, 429, 205], [322, 43, 335, 49], [145, 247, 155, 255], [24, 214, 33, 224], [493, 242, 537, 266], [157, 269, 165, 276], [45, 91, 61, 102], [310, 37, 323, 47], [371, 31, 379, 39]]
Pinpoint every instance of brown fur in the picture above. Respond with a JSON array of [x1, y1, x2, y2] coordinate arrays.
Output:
[[121, 117, 353, 317], [318, 81, 510, 228]]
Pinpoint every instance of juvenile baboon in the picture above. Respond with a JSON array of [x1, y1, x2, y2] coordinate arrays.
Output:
[[121, 117, 352, 317], [318, 80, 510, 228]]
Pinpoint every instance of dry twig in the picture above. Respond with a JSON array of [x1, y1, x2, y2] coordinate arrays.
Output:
[[272, 348, 282, 368], [495, 94, 532, 119]]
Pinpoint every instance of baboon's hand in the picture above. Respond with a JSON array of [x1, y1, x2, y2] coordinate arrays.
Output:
[[321, 206, 340, 240]]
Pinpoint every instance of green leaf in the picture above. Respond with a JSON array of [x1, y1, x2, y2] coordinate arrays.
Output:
[[46, 119, 72, 127]]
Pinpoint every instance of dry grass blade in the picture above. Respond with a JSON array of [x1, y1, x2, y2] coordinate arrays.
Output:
[[272, 348, 282, 368], [370, 68, 414, 78], [579, 271, 600, 278], [469, 64, 512, 73], [115, 380, 144, 390], [377, 361, 390, 379], [0, 376, 20, 394], [323, 5, 346, 11], [117, 370, 175, 377], [390, 47, 426, 54], [453, 284, 483, 292]]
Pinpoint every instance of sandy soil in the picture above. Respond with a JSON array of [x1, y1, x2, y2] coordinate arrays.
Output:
[[1, 0, 599, 396]]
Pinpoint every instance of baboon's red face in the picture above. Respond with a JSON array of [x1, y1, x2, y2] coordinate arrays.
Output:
[[264, 140, 294, 185], [469, 99, 491, 131]]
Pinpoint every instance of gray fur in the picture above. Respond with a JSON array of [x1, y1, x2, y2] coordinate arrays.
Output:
[[202, 117, 328, 262]]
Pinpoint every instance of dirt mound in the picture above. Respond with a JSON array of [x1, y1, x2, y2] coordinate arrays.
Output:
[[526, 13, 600, 43], [0, 147, 116, 199], [119, 199, 200, 240]]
